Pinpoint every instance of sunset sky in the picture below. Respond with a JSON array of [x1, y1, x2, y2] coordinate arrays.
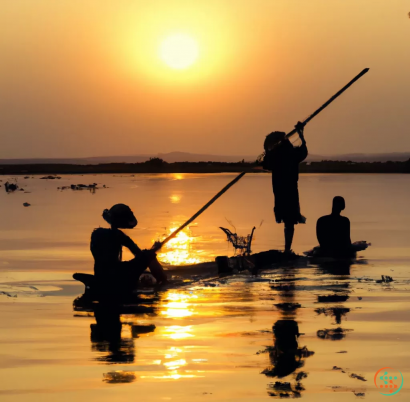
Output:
[[1, 1, 409, 159]]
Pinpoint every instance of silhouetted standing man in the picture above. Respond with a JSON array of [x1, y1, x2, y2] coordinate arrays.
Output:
[[262, 122, 307, 253], [316, 196, 351, 257]]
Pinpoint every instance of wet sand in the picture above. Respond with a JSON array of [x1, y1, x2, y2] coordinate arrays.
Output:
[[1, 174, 410, 400]]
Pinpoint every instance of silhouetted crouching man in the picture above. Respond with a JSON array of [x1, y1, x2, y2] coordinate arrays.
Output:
[[90, 204, 167, 297], [262, 122, 308, 253], [316, 196, 352, 257]]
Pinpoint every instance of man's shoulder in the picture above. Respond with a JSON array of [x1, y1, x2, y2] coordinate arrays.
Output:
[[318, 215, 349, 222], [92, 227, 110, 234], [317, 214, 332, 223], [91, 227, 115, 240]]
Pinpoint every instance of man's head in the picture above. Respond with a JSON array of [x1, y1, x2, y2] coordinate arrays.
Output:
[[102, 204, 138, 229], [332, 196, 345, 214], [264, 131, 286, 151]]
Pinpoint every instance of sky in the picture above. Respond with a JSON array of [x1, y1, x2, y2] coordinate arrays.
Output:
[[1, 0, 410, 159]]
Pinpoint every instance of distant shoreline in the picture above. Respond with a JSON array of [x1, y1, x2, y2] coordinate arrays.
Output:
[[1, 160, 410, 175]]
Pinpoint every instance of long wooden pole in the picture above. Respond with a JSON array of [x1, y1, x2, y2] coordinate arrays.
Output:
[[159, 69, 369, 249], [159, 172, 246, 247], [285, 68, 369, 138]]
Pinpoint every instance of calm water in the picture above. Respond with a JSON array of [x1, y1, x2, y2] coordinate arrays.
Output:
[[1, 173, 410, 401]]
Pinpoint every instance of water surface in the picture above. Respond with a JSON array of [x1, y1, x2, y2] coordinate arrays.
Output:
[[1, 173, 410, 401]]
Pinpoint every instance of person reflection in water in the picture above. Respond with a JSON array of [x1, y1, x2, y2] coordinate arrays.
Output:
[[316, 196, 352, 258], [262, 320, 314, 398], [90, 203, 168, 293], [90, 305, 156, 368], [262, 122, 308, 253], [262, 272, 314, 398], [91, 308, 135, 364]]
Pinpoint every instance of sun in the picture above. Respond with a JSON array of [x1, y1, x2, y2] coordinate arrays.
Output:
[[159, 34, 199, 70]]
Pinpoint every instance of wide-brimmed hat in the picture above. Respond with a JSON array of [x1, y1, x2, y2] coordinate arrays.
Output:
[[264, 131, 286, 151], [102, 204, 138, 229]]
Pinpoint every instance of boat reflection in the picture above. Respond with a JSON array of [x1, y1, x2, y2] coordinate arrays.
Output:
[[314, 260, 355, 341]]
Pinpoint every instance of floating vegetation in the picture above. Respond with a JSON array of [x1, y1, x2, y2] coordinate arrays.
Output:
[[376, 275, 394, 283], [350, 373, 367, 382], [103, 371, 136, 384], [317, 327, 353, 340], [219, 226, 256, 256]]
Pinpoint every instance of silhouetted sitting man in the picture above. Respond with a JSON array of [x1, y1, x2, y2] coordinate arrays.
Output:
[[316, 196, 352, 258], [90, 203, 167, 297]]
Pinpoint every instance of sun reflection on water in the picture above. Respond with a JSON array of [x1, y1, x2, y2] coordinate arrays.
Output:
[[163, 358, 187, 369], [172, 174, 184, 180], [169, 194, 181, 203], [141, 346, 204, 381], [157, 226, 203, 265], [163, 325, 194, 340], [161, 292, 198, 318]]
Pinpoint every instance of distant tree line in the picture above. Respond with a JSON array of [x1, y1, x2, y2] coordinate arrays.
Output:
[[300, 160, 410, 174], [2, 159, 410, 175]]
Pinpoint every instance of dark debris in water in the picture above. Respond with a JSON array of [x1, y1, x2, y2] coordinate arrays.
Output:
[[58, 183, 106, 192], [317, 327, 353, 340], [0, 291, 17, 298], [331, 366, 367, 383], [103, 371, 136, 384], [353, 391, 365, 397], [376, 275, 394, 283], [350, 373, 367, 382], [5, 182, 19, 192]]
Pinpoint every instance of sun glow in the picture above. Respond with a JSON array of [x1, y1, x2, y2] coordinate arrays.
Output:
[[157, 226, 202, 265], [161, 292, 198, 318], [159, 34, 199, 69], [163, 325, 194, 340]]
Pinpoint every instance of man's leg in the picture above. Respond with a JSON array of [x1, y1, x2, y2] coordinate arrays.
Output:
[[148, 257, 168, 284], [125, 252, 168, 285], [284, 223, 295, 252]]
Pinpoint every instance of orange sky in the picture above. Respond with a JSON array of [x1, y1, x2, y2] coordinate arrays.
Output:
[[1, 0, 410, 158]]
